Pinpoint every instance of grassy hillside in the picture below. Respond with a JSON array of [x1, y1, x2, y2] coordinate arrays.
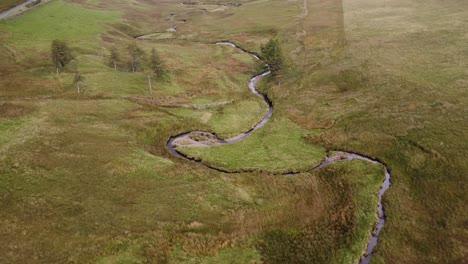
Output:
[[271, 0, 468, 262], [0, 0, 120, 48], [0, 0, 466, 263]]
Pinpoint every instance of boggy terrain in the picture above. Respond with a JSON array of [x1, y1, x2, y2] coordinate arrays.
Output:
[[0, 0, 466, 263]]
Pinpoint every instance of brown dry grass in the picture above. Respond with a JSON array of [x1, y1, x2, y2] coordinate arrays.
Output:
[[0, 103, 32, 118], [1, 0, 465, 263], [273, 0, 468, 262], [0, 0, 25, 13]]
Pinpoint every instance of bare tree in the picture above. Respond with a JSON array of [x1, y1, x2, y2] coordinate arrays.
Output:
[[145, 69, 153, 96], [74, 71, 83, 94]]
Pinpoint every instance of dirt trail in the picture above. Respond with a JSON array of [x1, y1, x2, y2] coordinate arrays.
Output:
[[0, 0, 36, 19], [166, 42, 391, 264], [301, 0, 308, 18]]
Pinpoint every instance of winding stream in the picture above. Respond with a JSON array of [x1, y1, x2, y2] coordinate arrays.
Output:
[[0, 0, 391, 259], [166, 42, 391, 264]]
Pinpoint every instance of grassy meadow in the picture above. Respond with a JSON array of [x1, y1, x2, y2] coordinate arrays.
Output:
[[0, 0, 466, 263], [179, 117, 326, 173]]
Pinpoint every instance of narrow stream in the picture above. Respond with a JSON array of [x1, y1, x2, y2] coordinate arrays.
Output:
[[166, 42, 391, 264]]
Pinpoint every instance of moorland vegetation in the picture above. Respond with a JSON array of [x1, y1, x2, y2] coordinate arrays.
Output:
[[0, 0, 466, 263]]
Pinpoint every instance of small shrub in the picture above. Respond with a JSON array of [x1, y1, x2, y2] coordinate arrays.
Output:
[[333, 66, 369, 92]]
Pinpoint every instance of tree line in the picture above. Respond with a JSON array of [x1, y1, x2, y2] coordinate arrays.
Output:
[[51, 40, 166, 94], [50, 38, 283, 94]]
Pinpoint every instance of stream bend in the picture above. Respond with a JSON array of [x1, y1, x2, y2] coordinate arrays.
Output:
[[165, 41, 391, 264]]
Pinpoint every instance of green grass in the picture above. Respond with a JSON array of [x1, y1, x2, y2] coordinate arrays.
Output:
[[65, 41, 258, 99], [137, 32, 175, 40], [179, 118, 326, 173], [174, 247, 262, 264], [332, 160, 385, 264], [1, 0, 466, 263], [176, 0, 300, 37], [0, 98, 362, 263], [256, 160, 385, 264], [206, 99, 267, 138], [97, 245, 146, 264], [0, 0, 121, 97], [171, 98, 267, 138], [274, 0, 468, 262], [0, 107, 45, 157], [0, 0, 120, 49], [0, 118, 27, 151]]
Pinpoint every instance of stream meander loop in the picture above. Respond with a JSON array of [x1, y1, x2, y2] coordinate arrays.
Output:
[[165, 42, 391, 264]]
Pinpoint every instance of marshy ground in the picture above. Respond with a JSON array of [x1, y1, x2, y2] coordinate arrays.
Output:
[[0, 0, 466, 263]]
